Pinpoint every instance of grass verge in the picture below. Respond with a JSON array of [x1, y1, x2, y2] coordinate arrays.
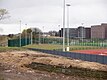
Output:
[[24, 44, 104, 51], [0, 47, 27, 52]]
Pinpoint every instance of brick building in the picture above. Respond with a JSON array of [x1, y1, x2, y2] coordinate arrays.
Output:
[[91, 23, 107, 39]]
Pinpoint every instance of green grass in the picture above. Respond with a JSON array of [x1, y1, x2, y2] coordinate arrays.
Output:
[[0, 44, 105, 52], [25, 44, 63, 50], [24, 44, 103, 51], [0, 47, 27, 52]]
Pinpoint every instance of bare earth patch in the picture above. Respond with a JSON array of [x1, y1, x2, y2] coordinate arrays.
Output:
[[0, 50, 107, 80]]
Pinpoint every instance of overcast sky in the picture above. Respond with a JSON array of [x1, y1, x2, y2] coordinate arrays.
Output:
[[0, 0, 107, 34]]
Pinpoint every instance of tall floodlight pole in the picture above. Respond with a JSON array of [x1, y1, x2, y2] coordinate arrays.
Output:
[[25, 24, 27, 45], [63, 0, 66, 51], [66, 4, 71, 51], [19, 20, 21, 47]]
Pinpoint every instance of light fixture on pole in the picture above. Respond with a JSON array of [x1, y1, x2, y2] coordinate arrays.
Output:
[[19, 20, 21, 47], [63, 0, 65, 51], [66, 4, 71, 51]]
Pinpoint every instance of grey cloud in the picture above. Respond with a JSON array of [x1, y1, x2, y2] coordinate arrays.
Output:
[[0, 28, 3, 32], [0, 0, 107, 34]]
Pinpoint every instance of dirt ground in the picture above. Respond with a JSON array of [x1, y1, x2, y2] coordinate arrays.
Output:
[[0, 50, 107, 80]]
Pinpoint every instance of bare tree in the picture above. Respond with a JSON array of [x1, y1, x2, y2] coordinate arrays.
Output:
[[0, 9, 9, 20]]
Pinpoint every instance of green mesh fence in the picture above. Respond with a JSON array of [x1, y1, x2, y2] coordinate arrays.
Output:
[[8, 38, 31, 47], [8, 38, 107, 47]]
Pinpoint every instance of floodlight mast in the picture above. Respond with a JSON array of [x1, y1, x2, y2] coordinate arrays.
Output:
[[63, 0, 65, 51], [66, 4, 71, 51]]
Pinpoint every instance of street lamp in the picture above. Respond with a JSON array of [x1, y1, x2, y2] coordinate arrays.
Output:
[[66, 4, 71, 51], [63, 0, 66, 51], [19, 20, 21, 47]]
